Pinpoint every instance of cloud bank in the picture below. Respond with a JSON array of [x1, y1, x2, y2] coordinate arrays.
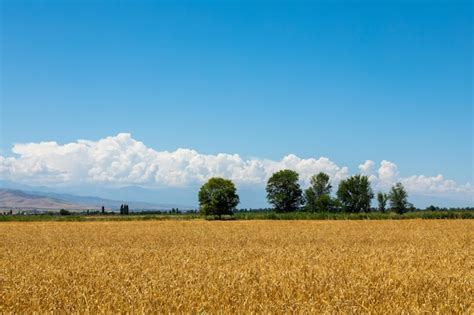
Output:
[[0, 133, 472, 202]]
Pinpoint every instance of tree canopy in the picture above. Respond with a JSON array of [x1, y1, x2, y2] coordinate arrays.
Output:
[[388, 182, 409, 214], [198, 177, 239, 218], [266, 169, 303, 212], [377, 192, 388, 213], [336, 175, 374, 213], [305, 172, 334, 212]]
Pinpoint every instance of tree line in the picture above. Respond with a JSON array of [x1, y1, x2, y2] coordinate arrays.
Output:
[[198, 170, 413, 218]]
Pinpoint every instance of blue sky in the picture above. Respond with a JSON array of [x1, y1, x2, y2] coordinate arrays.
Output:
[[0, 1, 472, 206]]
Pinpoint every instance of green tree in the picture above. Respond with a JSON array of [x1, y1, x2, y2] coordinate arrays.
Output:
[[59, 209, 71, 215], [198, 177, 239, 219], [305, 172, 334, 212], [388, 182, 409, 214], [336, 175, 374, 213], [120, 204, 124, 215], [266, 169, 303, 212], [377, 192, 388, 213]]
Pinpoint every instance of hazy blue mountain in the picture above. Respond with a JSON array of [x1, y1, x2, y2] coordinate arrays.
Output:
[[0, 181, 195, 211], [0, 189, 88, 210]]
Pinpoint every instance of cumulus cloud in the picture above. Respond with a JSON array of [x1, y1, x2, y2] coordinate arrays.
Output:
[[358, 160, 375, 175], [0, 133, 348, 187], [0, 133, 472, 201], [377, 160, 399, 186]]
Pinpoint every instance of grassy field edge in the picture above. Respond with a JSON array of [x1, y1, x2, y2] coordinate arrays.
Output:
[[1, 210, 473, 222]]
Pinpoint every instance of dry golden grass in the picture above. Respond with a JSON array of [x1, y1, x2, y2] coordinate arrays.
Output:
[[1, 220, 472, 313]]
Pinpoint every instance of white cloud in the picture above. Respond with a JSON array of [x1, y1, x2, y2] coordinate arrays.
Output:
[[0, 133, 472, 201], [401, 175, 473, 195], [358, 160, 374, 175], [377, 160, 399, 186]]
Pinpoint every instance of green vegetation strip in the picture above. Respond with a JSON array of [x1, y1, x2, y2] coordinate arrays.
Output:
[[1, 210, 473, 222]]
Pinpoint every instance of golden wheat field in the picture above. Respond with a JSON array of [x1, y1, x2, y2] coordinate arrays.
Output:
[[1, 220, 472, 313]]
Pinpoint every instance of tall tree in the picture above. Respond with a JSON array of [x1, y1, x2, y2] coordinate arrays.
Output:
[[120, 204, 124, 215], [336, 175, 374, 213], [388, 182, 409, 214], [305, 172, 334, 212], [198, 177, 239, 219], [266, 169, 303, 212], [377, 192, 388, 213]]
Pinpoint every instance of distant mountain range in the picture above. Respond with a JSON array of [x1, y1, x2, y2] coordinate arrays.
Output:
[[0, 180, 197, 210], [0, 184, 194, 212], [0, 189, 88, 211]]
